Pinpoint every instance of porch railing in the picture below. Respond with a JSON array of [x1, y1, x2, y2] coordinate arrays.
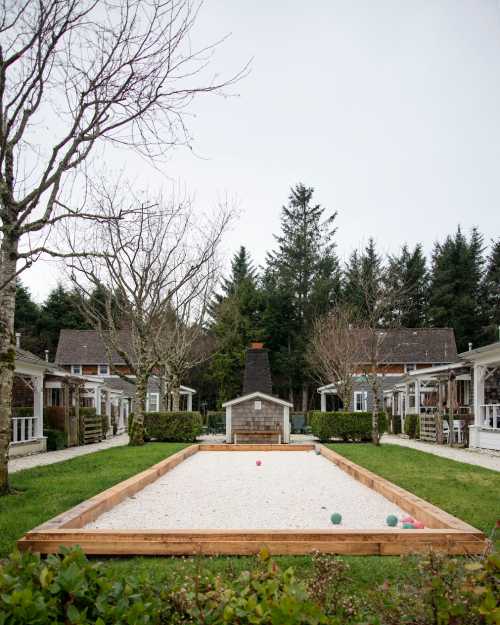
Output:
[[11, 416, 39, 443], [480, 404, 500, 429]]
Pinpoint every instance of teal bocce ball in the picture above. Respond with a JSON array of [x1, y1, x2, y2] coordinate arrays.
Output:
[[330, 512, 342, 525], [402, 522, 415, 529], [315, 449, 321, 456], [386, 514, 398, 527]]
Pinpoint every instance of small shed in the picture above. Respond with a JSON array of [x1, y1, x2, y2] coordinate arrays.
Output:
[[223, 392, 292, 444], [222, 342, 293, 444]]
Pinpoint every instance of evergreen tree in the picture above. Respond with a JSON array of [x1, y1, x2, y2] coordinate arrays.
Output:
[[385, 244, 429, 327], [428, 227, 485, 351], [14, 280, 43, 354], [209, 248, 263, 403], [262, 183, 341, 408], [342, 238, 383, 322], [40, 283, 89, 357], [482, 238, 500, 343]]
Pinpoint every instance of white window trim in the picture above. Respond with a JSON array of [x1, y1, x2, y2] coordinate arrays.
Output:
[[354, 391, 368, 412], [146, 392, 159, 412], [405, 363, 417, 373], [71, 365, 82, 375]]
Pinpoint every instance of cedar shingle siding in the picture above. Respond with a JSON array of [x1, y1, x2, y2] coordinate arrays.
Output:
[[242, 348, 273, 395], [231, 398, 283, 443]]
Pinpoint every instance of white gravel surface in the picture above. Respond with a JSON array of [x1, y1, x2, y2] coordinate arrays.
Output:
[[86, 451, 409, 530]]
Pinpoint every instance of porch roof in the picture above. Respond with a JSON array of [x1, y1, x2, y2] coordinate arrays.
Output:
[[459, 341, 500, 366]]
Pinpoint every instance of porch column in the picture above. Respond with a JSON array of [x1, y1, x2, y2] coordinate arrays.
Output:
[[320, 392, 327, 412], [95, 386, 101, 416], [414, 378, 421, 415], [225, 406, 232, 443], [187, 392, 193, 412], [105, 392, 111, 436], [473, 364, 485, 426], [33, 375, 44, 438]]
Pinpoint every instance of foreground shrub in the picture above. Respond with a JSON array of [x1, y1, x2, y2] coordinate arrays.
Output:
[[43, 428, 67, 451], [0, 547, 498, 625], [309, 411, 387, 442], [143, 411, 202, 442], [404, 413, 420, 439]]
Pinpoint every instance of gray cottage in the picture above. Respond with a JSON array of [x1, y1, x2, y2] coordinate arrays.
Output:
[[223, 342, 293, 443]]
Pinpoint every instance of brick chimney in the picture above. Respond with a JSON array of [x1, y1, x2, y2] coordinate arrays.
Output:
[[242, 342, 272, 395]]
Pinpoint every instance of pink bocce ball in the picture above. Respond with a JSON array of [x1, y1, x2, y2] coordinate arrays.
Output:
[[256, 460, 262, 466]]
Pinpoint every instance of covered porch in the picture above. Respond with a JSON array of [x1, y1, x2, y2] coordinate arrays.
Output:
[[467, 342, 500, 451]]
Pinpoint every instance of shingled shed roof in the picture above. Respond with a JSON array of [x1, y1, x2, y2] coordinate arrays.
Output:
[[351, 327, 458, 363], [55, 329, 132, 365], [242, 345, 273, 395]]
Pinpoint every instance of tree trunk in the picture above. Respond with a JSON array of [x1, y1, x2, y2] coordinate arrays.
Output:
[[171, 378, 180, 412], [370, 377, 381, 446], [159, 373, 169, 412], [130, 376, 147, 445], [0, 235, 19, 494], [301, 384, 308, 412]]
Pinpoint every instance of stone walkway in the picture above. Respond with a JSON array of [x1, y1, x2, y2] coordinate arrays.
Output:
[[9, 434, 129, 473], [382, 434, 500, 472]]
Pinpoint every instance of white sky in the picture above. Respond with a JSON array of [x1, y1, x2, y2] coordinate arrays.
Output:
[[23, 0, 500, 301]]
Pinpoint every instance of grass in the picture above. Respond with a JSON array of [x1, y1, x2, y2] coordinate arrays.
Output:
[[0, 440, 498, 592], [0, 442, 187, 558]]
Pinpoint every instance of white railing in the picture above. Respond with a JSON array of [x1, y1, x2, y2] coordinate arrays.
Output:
[[480, 404, 500, 429], [11, 416, 39, 443]]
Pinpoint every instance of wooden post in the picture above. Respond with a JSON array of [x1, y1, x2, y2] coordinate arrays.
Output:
[[448, 376, 454, 445], [73, 384, 80, 447]]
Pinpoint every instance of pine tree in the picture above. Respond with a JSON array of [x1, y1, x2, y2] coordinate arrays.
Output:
[[385, 244, 429, 327], [482, 238, 500, 343], [14, 280, 43, 354], [428, 227, 485, 351], [342, 238, 383, 322], [262, 183, 341, 408], [209, 248, 263, 403]]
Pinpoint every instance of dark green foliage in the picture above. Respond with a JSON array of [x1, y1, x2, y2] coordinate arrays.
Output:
[[429, 227, 486, 351], [143, 411, 202, 442], [0, 547, 498, 625], [385, 244, 429, 326], [11, 406, 33, 418], [342, 239, 382, 321], [43, 428, 67, 451], [404, 413, 420, 439], [14, 280, 43, 354], [309, 411, 387, 442], [482, 238, 500, 344], [206, 411, 225, 434]]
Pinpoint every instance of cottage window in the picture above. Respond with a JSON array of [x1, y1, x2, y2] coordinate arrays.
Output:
[[254, 400, 262, 410], [405, 363, 416, 373], [71, 365, 82, 375], [354, 391, 367, 412], [98, 364, 109, 375], [147, 393, 159, 412]]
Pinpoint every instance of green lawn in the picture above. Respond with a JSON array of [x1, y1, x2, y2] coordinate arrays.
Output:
[[0, 443, 188, 558], [0, 441, 498, 592]]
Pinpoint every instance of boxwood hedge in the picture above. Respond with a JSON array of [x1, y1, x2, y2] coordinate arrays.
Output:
[[143, 411, 202, 442], [309, 411, 387, 442]]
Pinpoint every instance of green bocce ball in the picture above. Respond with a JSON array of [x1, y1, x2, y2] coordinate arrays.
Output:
[[402, 522, 415, 529], [386, 514, 398, 527], [330, 512, 342, 525]]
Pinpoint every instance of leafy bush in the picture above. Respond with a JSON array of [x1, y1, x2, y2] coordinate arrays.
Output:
[[12, 406, 33, 418], [43, 428, 67, 451], [404, 413, 420, 439], [143, 411, 202, 442], [0, 547, 498, 625], [309, 411, 387, 442], [391, 413, 402, 435], [206, 411, 225, 434]]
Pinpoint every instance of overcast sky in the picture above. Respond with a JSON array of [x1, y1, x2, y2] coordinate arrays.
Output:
[[24, 0, 500, 301]]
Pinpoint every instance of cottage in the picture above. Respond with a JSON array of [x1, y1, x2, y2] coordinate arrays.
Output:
[[317, 328, 457, 413], [223, 343, 293, 444], [55, 329, 196, 413]]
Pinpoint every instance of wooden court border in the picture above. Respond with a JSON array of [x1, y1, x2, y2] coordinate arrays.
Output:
[[18, 443, 487, 556]]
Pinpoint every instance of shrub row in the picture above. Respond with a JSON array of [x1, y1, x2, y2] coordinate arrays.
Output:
[[43, 429, 67, 451], [143, 411, 202, 442], [309, 411, 388, 442], [0, 547, 498, 624]]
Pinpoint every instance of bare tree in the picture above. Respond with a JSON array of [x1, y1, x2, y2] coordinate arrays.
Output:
[[308, 306, 361, 411], [69, 186, 230, 445], [0, 0, 243, 492]]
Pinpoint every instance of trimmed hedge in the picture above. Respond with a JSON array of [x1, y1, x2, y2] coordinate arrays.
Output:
[[309, 411, 387, 442], [404, 413, 420, 439], [12, 406, 33, 418], [143, 411, 202, 442], [43, 428, 67, 451]]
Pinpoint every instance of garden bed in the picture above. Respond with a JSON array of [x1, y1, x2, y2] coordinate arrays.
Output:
[[18, 444, 487, 556]]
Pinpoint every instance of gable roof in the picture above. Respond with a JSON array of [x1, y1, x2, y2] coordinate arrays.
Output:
[[349, 327, 457, 364], [222, 391, 293, 408], [55, 329, 131, 365]]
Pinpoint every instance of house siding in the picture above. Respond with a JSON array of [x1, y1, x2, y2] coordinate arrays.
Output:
[[230, 398, 284, 443]]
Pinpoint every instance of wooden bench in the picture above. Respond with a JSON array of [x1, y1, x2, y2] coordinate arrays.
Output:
[[233, 429, 281, 444]]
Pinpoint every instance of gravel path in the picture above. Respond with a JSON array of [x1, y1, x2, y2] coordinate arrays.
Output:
[[86, 450, 409, 530], [382, 435, 500, 472], [9, 434, 129, 473]]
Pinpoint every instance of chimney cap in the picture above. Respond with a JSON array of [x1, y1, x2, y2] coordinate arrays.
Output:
[[249, 341, 264, 350]]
